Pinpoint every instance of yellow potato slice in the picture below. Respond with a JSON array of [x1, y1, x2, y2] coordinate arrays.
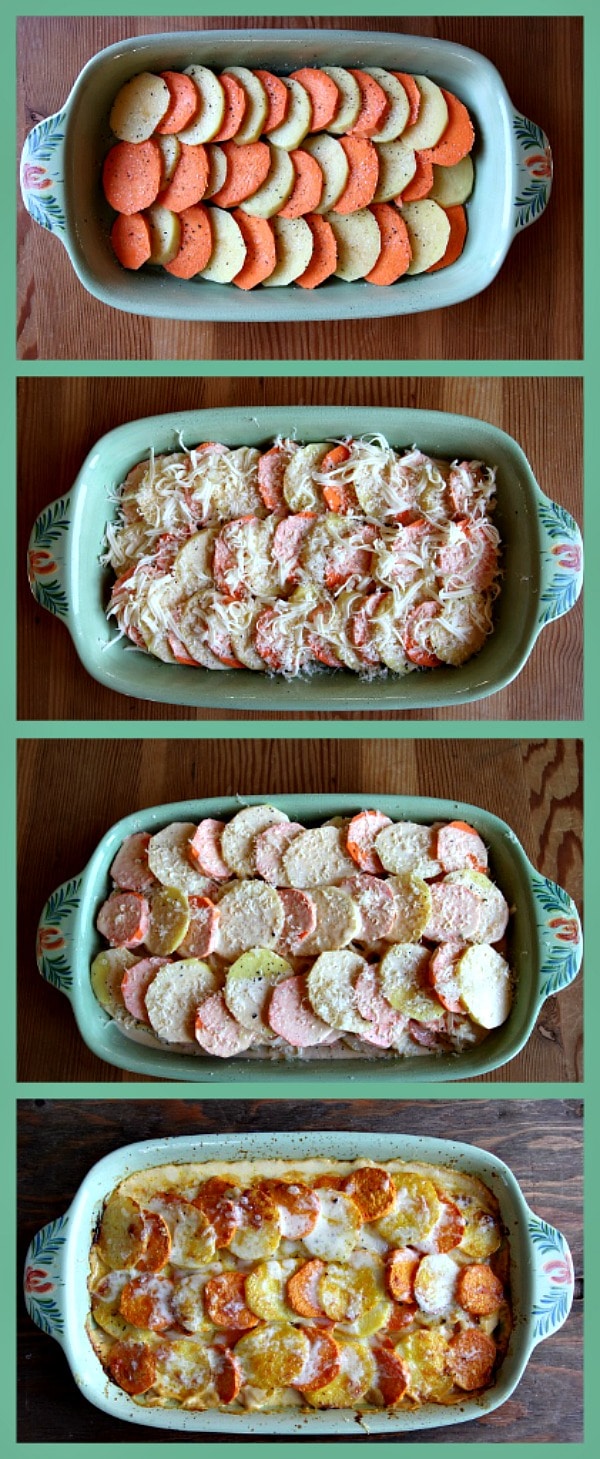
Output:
[[240, 146, 295, 217], [304, 135, 349, 213], [225, 67, 268, 145], [245, 1260, 297, 1322], [266, 77, 312, 150], [145, 886, 190, 956], [110, 72, 171, 142], [394, 1328, 454, 1403], [430, 155, 475, 207], [402, 75, 449, 150], [373, 141, 417, 203], [236, 1322, 309, 1389], [147, 204, 181, 266], [153, 1337, 212, 1401], [379, 944, 444, 1021], [459, 1205, 503, 1259], [282, 825, 356, 888], [180, 66, 226, 144], [328, 208, 382, 281], [148, 1193, 216, 1267], [200, 208, 247, 283], [90, 948, 135, 1018], [306, 1340, 376, 1405], [322, 66, 362, 133], [402, 198, 451, 274], [302, 1188, 363, 1262], [413, 1253, 459, 1316], [261, 216, 314, 286], [370, 596, 411, 673], [224, 948, 292, 1034], [97, 1194, 146, 1269], [320, 1262, 389, 1337], [365, 68, 410, 143], [387, 873, 433, 942], [455, 946, 512, 1028], [170, 1271, 214, 1333], [445, 871, 509, 943], [377, 1173, 441, 1246], [282, 441, 328, 511]]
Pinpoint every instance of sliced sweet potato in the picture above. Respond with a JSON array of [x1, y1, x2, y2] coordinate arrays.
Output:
[[428, 89, 475, 166], [164, 203, 212, 279], [348, 69, 389, 137], [157, 72, 199, 135], [334, 135, 379, 214], [211, 72, 247, 143], [210, 140, 272, 208], [279, 148, 323, 218], [157, 143, 209, 211], [400, 152, 433, 203], [232, 210, 276, 289], [102, 139, 162, 215], [364, 203, 411, 284], [295, 213, 337, 289], [253, 69, 290, 132], [110, 212, 151, 270], [291, 67, 340, 131]]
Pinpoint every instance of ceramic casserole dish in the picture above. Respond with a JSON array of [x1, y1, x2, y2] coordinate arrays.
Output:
[[20, 28, 553, 321], [23, 1129, 575, 1434], [36, 792, 582, 1083], [27, 405, 583, 712]]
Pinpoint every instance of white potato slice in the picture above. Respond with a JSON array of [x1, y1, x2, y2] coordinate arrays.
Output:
[[445, 871, 509, 943], [224, 948, 292, 1034], [299, 887, 362, 956], [147, 204, 181, 266], [303, 135, 349, 214], [180, 66, 226, 143], [157, 134, 181, 185], [225, 67, 268, 144], [379, 944, 444, 1021], [303, 1190, 363, 1262], [370, 594, 411, 673], [282, 441, 328, 511], [173, 528, 218, 593], [306, 949, 371, 1034], [221, 804, 289, 877], [402, 75, 449, 150], [204, 143, 228, 198], [321, 66, 362, 133], [364, 68, 410, 143], [145, 959, 216, 1043], [110, 72, 171, 142], [200, 207, 246, 282], [148, 822, 213, 895], [402, 198, 451, 274], [455, 945, 512, 1028], [176, 592, 232, 670], [375, 821, 442, 879], [240, 146, 295, 218], [328, 208, 382, 281], [282, 825, 356, 888], [262, 215, 313, 286], [373, 141, 417, 202], [228, 604, 266, 671], [217, 880, 285, 959], [266, 77, 312, 150], [430, 156, 475, 206]]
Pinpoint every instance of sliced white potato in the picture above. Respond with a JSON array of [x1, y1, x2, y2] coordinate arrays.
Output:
[[298, 886, 362, 956], [266, 77, 312, 150], [221, 804, 289, 878], [379, 944, 444, 1021], [200, 207, 246, 282], [147, 204, 181, 266], [373, 141, 417, 203], [240, 146, 295, 218], [327, 208, 382, 281], [364, 68, 410, 143], [180, 66, 226, 143], [173, 528, 218, 593], [445, 871, 509, 943], [304, 135, 349, 214], [145, 959, 216, 1044], [204, 143, 228, 198], [261, 215, 313, 286], [321, 66, 362, 133], [148, 822, 213, 895], [402, 199, 451, 274], [455, 945, 512, 1028], [430, 156, 475, 207], [225, 66, 268, 144], [216, 880, 284, 959], [282, 825, 356, 888], [282, 440, 328, 511], [157, 134, 181, 185], [402, 75, 449, 150], [371, 594, 411, 672], [224, 948, 292, 1034], [306, 949, 371, 1034], [110, 72, 171, 142], [375, 821, 441, 879]]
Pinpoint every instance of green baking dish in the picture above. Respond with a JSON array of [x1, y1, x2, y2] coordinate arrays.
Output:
[[19, 28, 553, 321], [27, 405, 583, 712], [36, 793, 582, 1083], [23, 1128, 575, 1433]]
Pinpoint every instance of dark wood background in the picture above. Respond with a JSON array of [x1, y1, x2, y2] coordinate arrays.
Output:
[[17, 375, 583, 722], [17, 737, 582, 1084], [17, 15, 582, 361], [17, 1098, 583, 1443]]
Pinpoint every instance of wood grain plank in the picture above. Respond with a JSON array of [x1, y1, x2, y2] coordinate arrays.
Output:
[[17, 738, 582, 1084], [17, 1098, 583, 1443], [17, 376, 583, 722], [17, 16, 582, 361]]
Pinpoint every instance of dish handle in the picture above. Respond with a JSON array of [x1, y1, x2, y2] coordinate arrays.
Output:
[[512, 111, 553, 232], [36, 876, 82, 998], [28, 494, 72, 620], [20, 110, 68, 240], [24, 1211, 70, 1345], [527, 1208, 575, 1345], [531, 869, 582, 1004], [535, 496, 583, 629]]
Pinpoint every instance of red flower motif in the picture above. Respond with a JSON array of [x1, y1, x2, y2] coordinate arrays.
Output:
[[543, 1254, 573, 1285], [525, 146, 553, 180], [22, 163, 52, 191], [549, 916, 580, 944], [28, 548, 56, 580], [552, 542, 582, 573], [25, 1266, 53, 1294], [36, 925, 65, 957]]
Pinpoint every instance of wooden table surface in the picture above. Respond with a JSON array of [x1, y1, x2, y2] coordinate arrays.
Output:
[[17, 15, 582, 362], [17, 1097, 583, 1443], [17, 737, 582, 1085], [17, 375, 583, 722]]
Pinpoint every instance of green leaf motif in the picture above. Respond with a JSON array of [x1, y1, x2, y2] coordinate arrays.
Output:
[[32, 496, 71, 550], [27, 110, 67, 160], [46, 877, 81, 923], [29, 1215, 68, 1262], [25, 192, 66, 235], [513, 114, 546, 151], [40, 950, 73, 993], [533, 1287, 571, 1340], [533, 876, 573, 918], [27, 1292, 65, 1338], [537, 500, 576, 540], [540, 944, 579, 999], [32, 577, 69, 619], [538, 570, 579, 626]]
